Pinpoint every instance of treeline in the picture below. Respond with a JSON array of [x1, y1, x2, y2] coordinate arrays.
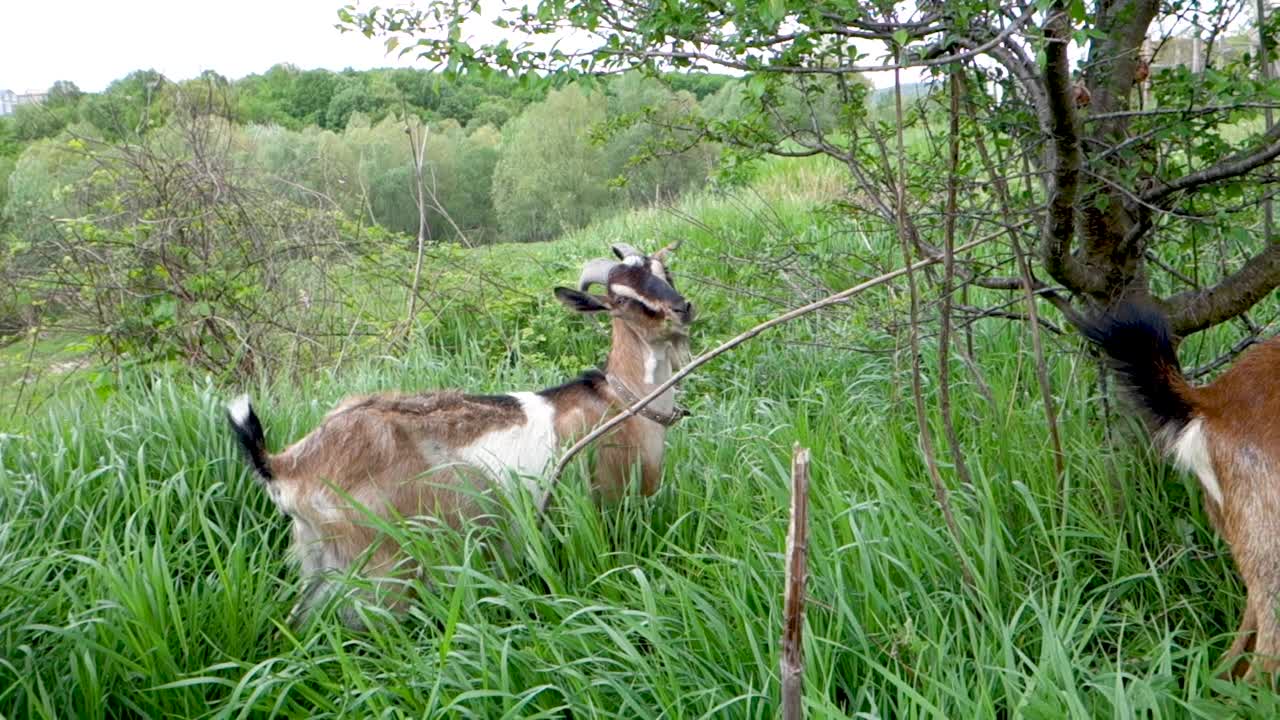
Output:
[[0, 64, 865, 365], [0, 66, 851, 245]]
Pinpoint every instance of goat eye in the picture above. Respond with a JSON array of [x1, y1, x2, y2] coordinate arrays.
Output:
[[623, 298, 660, 317]]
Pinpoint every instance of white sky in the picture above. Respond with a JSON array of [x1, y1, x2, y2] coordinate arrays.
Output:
[[0, 0, 422, 93], [0, 0, 921, 94]]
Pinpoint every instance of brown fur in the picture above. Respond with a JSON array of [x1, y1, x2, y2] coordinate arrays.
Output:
[[1182, 338, 1280, 681], [264, 392, 528, 619]]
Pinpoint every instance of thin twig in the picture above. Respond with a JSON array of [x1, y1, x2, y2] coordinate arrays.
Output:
[[536, 233, 1002, 516], [1187, 325, 1273, 378], [404, 119, 431, 336], [1257, 0, 1274, 245], [939, 69, 973, 489], [966, 71, 1066, 482], [892, 63, 975, 589]]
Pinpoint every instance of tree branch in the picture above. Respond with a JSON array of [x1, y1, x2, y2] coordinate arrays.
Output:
[[1166, 239, 1280, 335], [1143, 123, 1280, 204], [1040, 7, 1102, 294]]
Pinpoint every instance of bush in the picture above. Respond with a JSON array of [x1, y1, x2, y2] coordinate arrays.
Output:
[[492, 85, 616, 242]]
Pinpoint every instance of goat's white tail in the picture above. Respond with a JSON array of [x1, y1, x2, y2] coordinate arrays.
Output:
[[227, 394, 273, 480]]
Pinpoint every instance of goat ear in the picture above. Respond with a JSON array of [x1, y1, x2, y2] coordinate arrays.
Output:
[[611, 243, 643, 261], [554, 287, 611, 313]]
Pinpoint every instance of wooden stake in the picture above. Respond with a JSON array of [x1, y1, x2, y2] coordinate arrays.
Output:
[[781, 444, 810, 720]]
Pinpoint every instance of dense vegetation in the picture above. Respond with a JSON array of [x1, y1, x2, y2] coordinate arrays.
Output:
[[3, 0, 1280, 713], [0, 65, 872, 362], [2, 157, 1278, 716], [0, 67, 733, 247]]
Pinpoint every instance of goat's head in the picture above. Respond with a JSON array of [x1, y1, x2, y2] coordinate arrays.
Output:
[[554, 241, 694, 365]]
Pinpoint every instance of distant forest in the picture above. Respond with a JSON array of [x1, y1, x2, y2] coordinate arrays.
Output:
[[0, 66, 872, 248], [0, 65, 870, 353]]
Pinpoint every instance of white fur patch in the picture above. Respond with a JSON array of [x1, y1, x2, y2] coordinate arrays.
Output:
[[1171, 418, 1223, 508], [644, 346, 665, 385], [457, 392, 558, 494], [309, 489, 347, 525], [622, 255, 645, 267], [227, 394, 252, 426], [609, 283, 659, 311], [265, 478, 296, 514]]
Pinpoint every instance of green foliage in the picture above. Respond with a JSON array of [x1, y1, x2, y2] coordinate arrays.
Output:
[[493, 85, 616, 242], [0, 117, 19, 158], [3, 128, 102, 256], [1, 168, 1277, 715], [340, 0, 1280, 334], [289, 69, 340, 126], [45, 80, 84, 108], [601, 73, 715, 205], [2, 65, 733, 255], [79, 69, 170, 141], [423, 121, 502, 241], [0, 155, 15, 218]]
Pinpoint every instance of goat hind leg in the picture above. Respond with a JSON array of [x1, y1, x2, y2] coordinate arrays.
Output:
[[1246, 583, 1280, 685], [1218, 601, 1257, 680]]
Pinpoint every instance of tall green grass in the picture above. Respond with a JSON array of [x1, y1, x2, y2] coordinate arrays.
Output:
[[2, 161, 1278, 717]]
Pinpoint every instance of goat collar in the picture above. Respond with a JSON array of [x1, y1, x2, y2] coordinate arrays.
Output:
[[606, 374, 686, 427]]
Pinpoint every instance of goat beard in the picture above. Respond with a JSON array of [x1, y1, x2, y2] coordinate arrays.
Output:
[[669, 335, 693, 372]]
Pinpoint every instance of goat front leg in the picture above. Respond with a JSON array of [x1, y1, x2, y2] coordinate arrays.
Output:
[[288, 575, 336, 626]]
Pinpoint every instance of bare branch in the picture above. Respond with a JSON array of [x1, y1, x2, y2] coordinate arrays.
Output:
[[1143, 124, 1280, 204], [1166, 239, 1280, 335], [939, 70, 973, 489], [893, 64, 974, 589]]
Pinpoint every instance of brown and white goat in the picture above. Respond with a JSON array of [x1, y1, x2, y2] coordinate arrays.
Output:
[[1084, 302, 1280, 681], [227, 242, 694, 622]]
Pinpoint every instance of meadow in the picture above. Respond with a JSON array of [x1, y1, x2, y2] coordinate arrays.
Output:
[[2, 158, 1278, 718]]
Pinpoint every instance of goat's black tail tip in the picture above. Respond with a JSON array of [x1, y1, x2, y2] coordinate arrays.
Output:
[[226, 394, 273, 480], [1079, 301, 1196, 430], [1078, 302, 1176, 355]]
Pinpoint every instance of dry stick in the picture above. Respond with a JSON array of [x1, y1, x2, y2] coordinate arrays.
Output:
[[938, 69, 974, 489], [404, 120, 431, 335], [964, 72, 1066, 483], [892, 63, 976, 589], [780, 444, 810, 720], [537, 232, 1002, 516], [1258, 0, 1274, 244]]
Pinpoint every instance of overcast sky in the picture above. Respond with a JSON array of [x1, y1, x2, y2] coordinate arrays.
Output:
[[1, 0, 921, 94], [1, 0, 422, 93]]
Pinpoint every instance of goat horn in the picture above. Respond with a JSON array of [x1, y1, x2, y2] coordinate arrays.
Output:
[[610, 243, 644, 260], [651, 238, 684, 260], [577, 258, 620, 291]]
